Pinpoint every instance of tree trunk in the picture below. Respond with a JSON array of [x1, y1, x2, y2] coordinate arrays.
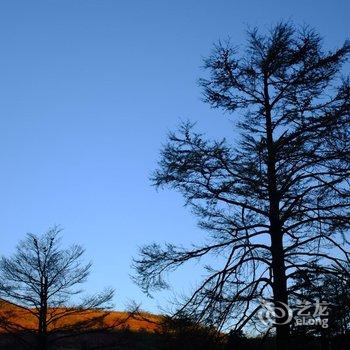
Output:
[[264, 76, 290, 350], [271, 226, 289, 350], [38, 276, 48, 350]]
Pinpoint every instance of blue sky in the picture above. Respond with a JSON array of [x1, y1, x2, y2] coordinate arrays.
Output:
[[0, 0, 349, 312]]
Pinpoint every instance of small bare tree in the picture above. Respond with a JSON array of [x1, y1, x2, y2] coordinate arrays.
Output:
[[133, 22, 350, 350], [0, 227, 114, 350]]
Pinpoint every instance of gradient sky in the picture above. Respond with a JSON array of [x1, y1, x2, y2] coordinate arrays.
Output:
[[0, 0, 349, 313]]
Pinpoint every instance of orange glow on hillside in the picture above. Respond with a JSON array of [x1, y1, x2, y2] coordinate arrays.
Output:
[[0, 300, 161, 333]]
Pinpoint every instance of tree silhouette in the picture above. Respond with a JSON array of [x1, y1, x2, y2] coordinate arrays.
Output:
[[133, 22, 350, 350], [0, 227, 114, 350]]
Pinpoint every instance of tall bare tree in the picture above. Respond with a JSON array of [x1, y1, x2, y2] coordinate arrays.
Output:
[[0, 227, 114, 350], [133, 23, 350, 349]]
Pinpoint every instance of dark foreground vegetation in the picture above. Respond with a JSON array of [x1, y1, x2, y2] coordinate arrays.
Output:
[[0, 324, 349, 350]]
